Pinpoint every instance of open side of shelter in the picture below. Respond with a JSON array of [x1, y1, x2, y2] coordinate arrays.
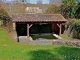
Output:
[[12, 14, 67, 41]]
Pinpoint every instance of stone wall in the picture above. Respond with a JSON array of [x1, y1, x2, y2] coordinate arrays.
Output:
[[12, 30, 18, 42], [52, 40, 80, 47]]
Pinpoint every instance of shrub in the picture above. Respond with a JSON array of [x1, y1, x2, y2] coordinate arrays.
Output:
[[70, 20, 80, 33], [66, 19, 80, 39], [0, 7, 10, 26]]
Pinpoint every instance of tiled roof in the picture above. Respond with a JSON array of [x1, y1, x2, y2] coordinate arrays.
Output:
[[12, 14, 67, 23]]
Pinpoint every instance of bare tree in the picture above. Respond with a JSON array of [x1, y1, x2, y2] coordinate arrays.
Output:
[[0, 0, 2, 7], [25, 0, 29, 3], [37, 0, 42, 4], [49, 0, 52, 4], [15, 0, 19, 3], [0, 0, 2, 3], [22, 0, 29, 3], [49, 0, 62, 5], [19, 0, 29, 4]]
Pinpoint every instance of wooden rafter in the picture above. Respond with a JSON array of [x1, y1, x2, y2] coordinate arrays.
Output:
[[27, 24, 33, 37], [29, 24, 33, 29], [57, 24, 60, 28]]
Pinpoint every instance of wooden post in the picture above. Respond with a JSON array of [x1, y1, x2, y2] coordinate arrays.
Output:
[[27, 24, 29, 37], [57, 24, 62, 35], [13, 22, 16, 30], [29, 24, 33, 29], [27, 24, 33, 37], [59, 24, 62, 35]]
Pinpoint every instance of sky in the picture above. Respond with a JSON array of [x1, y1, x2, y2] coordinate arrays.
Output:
[[6, 0, 49, 4], [30, 0, 49, 4]]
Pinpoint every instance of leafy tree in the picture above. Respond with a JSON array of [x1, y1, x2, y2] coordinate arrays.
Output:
[[45, 5, 60, 14], [60, 0, 78, 18], [75, 4, 80, 19]]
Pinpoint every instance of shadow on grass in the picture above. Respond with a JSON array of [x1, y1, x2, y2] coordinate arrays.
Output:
[[54, 46, 80, 60], [28, 46, 80, 60], [28, 49, 62, 60]]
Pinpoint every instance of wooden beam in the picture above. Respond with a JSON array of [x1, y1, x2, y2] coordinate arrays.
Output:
[[57, 24, 60, 28], [29, 24, 33, 29], [27, 24, 29, 37]]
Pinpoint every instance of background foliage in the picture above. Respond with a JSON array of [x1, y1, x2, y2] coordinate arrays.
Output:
[[45, 5, 60, 14], [66, 20, 80, 39], [0, 6, 10, 26], [60, 0, 78, 18]]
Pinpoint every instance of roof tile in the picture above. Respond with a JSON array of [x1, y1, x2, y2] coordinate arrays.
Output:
[[12, 14, 67, 22]]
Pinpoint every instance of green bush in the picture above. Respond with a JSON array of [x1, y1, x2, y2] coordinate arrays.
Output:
[[0, 7, 10, 26], [66, 19, 80, 39], [70, 20, 80, 33]]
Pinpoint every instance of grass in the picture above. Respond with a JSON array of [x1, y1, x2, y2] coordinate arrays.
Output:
[[60, 34, 80, 41], [31, 34, 57, 40], [60, 34, 72, 40], [0, 28, 80, 60]]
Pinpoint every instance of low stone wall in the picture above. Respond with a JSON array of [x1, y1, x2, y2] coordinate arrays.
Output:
[[12, 30, 18, 42], [52, 40, 80, 47]]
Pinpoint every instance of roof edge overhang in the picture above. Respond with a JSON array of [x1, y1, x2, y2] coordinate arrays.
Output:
[[12, 14, 67, 23]]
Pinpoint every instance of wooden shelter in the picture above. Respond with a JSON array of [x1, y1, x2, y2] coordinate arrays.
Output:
[[12, 14, 67, 38]]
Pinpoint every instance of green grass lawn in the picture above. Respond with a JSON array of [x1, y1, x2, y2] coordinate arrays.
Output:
[[0, 28, 80, 60], [60, 34, 72, 40], [60, 34, 80, 41]]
